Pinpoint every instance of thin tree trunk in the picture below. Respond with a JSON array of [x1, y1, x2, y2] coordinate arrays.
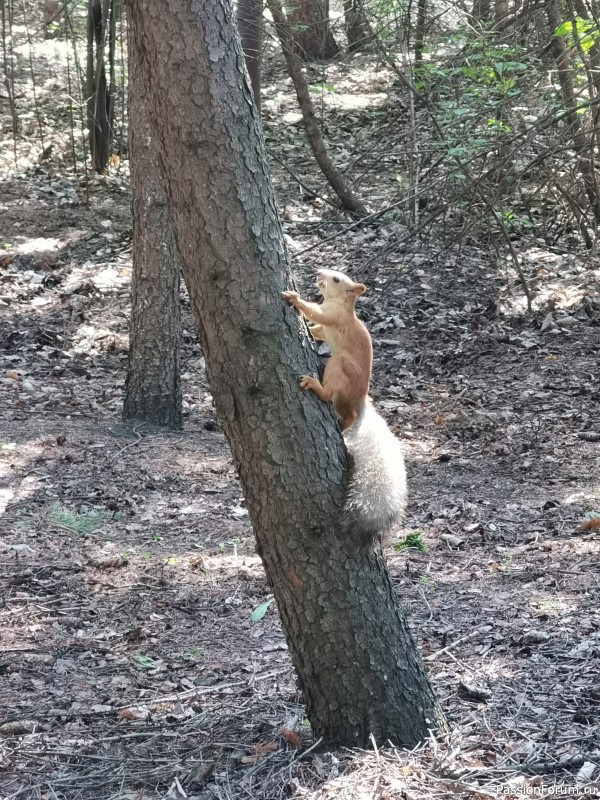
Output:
[[572, 0, 600, 158], [546, 0, 600, 224], [128, 0, 446, 747], [237, 0, 263, 112], [123, 12, 182, 430], [86, 0, 112, 172], [267, 0, 368, 216], [414, 0, 427, 64]]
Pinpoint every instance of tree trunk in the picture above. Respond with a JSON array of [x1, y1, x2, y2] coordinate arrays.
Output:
[[123, 11, 182, 430], [545, 0, 600, 224], [128, 0, 446, 747], [86, 0, 113, 172], [237, 0, 263, 112], [494, 0, 509, 27], [288, 0, 339, 61], [471, 0, 491, 22], [414, 0, 427, 65], [572, 0, 600, 157], [343, 0, 372, 53], [267, 0, 368, 216]]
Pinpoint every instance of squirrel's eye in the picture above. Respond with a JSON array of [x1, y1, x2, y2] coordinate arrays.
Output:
[[333, 276, 340, 283]]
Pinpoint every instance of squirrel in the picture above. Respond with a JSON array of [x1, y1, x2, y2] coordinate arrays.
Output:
[[282, 269, 407, 547], [282, 269, 371, 430]]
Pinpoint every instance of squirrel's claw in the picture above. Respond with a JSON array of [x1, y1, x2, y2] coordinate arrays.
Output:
[[300, 375, 319, 390]]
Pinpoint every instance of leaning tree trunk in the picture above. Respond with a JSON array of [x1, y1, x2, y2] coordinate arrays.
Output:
[[123, 12, 182, 430], [268, 0, 368, 216], [288, 0, 338, 60], [128, 0, 446, 747], [237, 0, 263, 112]]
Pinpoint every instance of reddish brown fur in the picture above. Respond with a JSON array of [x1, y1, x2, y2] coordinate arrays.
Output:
[[282, 269, 372, 430]]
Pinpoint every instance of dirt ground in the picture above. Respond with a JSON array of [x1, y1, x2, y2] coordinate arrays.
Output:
[[1, 23, 600, 800]]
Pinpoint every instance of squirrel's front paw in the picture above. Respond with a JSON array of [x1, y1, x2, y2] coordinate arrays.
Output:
[[300, 375, 320, 391], [281, 290, 299, 304]]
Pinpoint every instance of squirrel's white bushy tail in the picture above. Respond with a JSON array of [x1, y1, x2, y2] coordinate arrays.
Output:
[[342, 403, 407, 547]]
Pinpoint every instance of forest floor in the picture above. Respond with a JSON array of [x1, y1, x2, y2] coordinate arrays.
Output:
[[1, 22, 600, 800]]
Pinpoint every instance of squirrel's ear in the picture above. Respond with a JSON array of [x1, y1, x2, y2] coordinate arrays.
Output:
[[353, 283, 366, 296]]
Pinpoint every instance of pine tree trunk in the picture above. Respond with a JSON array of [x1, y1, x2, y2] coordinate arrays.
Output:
[[128, 0, 446, 747], [123, 12, 182, 430]]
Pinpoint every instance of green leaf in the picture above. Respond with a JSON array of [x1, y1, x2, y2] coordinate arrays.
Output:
[[494, 61, 527, 73], [132, 655, 156, 669], [553, 20, 571, 37], [251, 598, 274, 622], [553, 16, 599, 40]]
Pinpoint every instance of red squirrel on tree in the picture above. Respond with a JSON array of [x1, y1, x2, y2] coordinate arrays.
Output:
[[283, 269, 407, 547]]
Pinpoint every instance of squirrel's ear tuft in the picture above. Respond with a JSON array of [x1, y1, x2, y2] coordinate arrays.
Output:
[[353, 283, 366, 296]]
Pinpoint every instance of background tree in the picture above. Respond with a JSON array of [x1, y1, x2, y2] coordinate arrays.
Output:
[[268, 0, 368, 216], [86, 0, 116, 172], [128, 0, 445, 747], [344, 0, 372, 53], [288, 0, 338, 60], [122, 12, 182, 430], [545, 0, 600, 224], [471, 0, 492, 23], [237, 0, 263, 112], [413, 0, 427, 64]]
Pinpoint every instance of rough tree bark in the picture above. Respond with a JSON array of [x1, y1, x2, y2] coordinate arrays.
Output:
[[123, 14, 182, 429], [237, 0, 263, 112], [128, 0, 446, 747], [288, 0, 338, 61], [267, 0, 369, 216]]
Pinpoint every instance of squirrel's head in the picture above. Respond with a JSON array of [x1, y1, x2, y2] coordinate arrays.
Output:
[[316, 269, 366, 305]]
